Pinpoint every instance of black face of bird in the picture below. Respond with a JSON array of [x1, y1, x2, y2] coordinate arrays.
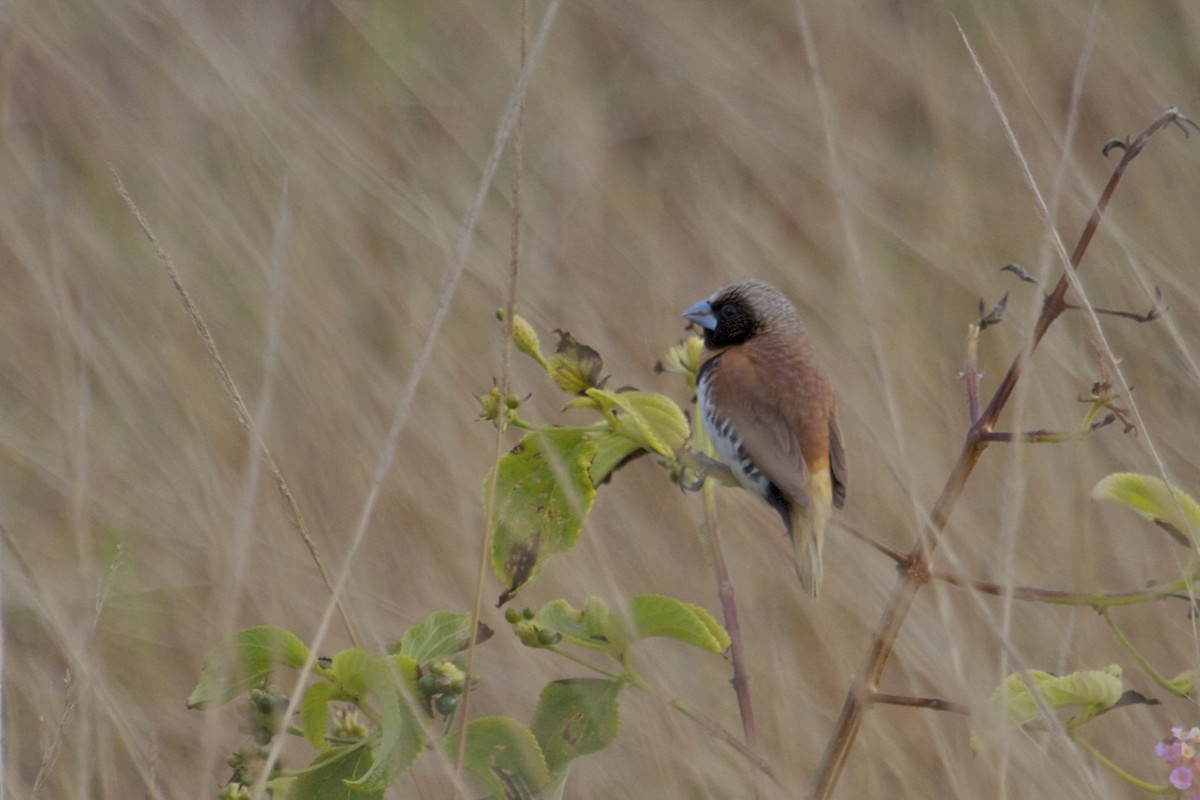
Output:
[[683, 291, 759, 349]]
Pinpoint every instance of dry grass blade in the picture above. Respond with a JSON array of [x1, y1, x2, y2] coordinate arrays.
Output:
[[110, 168, 361, 649]]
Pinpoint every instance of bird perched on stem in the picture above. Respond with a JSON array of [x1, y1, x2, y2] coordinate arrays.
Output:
[[683, 279, 847, 597]]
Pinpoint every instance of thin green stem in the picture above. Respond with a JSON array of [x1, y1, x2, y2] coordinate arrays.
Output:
[[1073, 735, 1174, 794], [1102, 608, 1191, 697], [543, 646, 625, 681]]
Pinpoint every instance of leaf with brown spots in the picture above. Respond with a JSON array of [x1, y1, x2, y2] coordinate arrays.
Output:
[[531, 678, 622, 778], [488, 429, 597, 605]]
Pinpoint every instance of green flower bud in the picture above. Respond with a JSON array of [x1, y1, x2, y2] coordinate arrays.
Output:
[[477, 386, 502, 422], [510, 313, 549, 368], [332, 708, 368, 740], [514, 620, 543, 647], [661, 336, 704, 388]]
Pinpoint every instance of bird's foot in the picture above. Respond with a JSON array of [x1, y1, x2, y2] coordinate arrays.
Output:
[[676, 451, 736, 492]]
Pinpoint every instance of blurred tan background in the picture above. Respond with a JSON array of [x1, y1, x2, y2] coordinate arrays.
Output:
[[4, 0, 1200, 797]]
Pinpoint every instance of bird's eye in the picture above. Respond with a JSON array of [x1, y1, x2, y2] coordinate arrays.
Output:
[[720, 303, 740, 319]]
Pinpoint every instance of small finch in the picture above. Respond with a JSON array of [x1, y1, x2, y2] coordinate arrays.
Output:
[[684, 280, 847, 597]]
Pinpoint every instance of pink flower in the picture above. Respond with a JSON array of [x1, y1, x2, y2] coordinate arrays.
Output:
[[1159, 740, 1185, 762], [1156, 727, 1200, 793]]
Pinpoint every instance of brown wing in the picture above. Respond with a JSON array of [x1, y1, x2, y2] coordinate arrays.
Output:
[[829, 402, 848, 509], [706, 336, 831, 508]]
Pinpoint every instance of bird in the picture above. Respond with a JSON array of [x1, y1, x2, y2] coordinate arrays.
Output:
[[683, 279, 847, 597]]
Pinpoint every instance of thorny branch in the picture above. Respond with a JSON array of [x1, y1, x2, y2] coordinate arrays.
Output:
[[809, 107, 1196, 800]]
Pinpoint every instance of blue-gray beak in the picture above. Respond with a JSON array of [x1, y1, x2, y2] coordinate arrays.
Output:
[[683, 299, 717, 331]]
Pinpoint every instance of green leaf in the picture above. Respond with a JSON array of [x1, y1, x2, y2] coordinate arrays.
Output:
[[629, 594, 730, 654], [489, 430, 598, 604], [547, 331, 603, 395], [538, 597, 627, 658], [188, 625, 310, 709], [392, 611, 475, 662], [1167, 669, 1198, 698], [287, 743, 379, 800], [1092, 472, 1200, 544], [992, 665, 1124, 729], [388, 653, 421, 697], [585, 389, 689, 460], [531, 679, 622, 774], [446, 716, 549, 800], [586, 431, 644, 486], [323, 649, 424, 792], [329, 648, 373, 699], [300, 682, 337, 750]]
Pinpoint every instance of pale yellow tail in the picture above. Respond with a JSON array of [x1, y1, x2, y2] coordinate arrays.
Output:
[[790, 470, 833, 598]]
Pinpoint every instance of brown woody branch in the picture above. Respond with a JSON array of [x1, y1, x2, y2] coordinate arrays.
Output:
[[809, 107, 1195, 800]]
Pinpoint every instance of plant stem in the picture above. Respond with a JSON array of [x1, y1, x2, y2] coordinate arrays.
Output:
[[963, 323, 982, 424], [702, 480, 759, 752], [458, 0, 539, 784], [545, 645, 625, 680], [1102, 608, 1191, 697], [934, 571, 1192, 608], [871, 693, 970, 715], [1073, 734, 1173, 794]]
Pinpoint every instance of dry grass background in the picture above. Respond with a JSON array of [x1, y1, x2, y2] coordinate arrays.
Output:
[[3, 0, 1200, 797]]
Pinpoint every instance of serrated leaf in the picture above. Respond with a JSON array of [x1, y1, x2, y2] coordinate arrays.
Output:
[[531, 679, 622, 774], [324, 649, 424, 792], [188, 625, 310, 709], [488, 430, 597, 605], [1092, 473, 1200, 544], [446, 716, 549, 800], [629, 595, 730, 654], [393, 611, 476, 663], [585, 389, 689, 460], [992, 665, 1124, 729], [300, 681, 337, 750], [538, 597, 627, 658], [287, 743, 379, 800]]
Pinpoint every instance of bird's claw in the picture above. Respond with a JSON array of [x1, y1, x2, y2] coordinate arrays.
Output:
[[676, 451, 735, 492], [678, 470, 707, 493]]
